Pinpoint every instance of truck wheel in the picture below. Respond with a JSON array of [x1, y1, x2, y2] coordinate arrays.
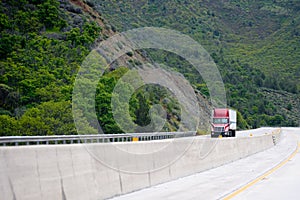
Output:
[[232, 131, 236, 137]]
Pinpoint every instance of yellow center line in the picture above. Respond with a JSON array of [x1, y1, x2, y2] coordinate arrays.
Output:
[[223, 142, 300, 200]]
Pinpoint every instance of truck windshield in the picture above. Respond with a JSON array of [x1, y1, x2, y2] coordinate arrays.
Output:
[[213, 118, 228, 124]]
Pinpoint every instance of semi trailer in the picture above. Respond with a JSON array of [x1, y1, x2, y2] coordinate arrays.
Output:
[[211, 108, 237, 138]]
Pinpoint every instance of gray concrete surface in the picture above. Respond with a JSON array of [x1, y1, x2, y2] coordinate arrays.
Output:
[[236, 127, 277, 137], [0, 128, 280, 200], [111, 128, 297, 200], [232, 127, 300, 200]]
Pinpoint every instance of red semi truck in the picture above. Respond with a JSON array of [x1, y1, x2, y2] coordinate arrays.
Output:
[[211, 108, 237, 138]]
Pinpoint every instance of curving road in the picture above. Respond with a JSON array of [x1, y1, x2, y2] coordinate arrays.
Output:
[[230, 127, 300, 200], [111, 128, 299, 200]]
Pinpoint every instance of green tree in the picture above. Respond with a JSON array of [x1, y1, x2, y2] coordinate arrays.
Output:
[[18, 101, 77, 135], [237, 111, 250, 130], [0, 115, 20, 136], [37, 0, 65, 29], [134, 93, 151, 127]]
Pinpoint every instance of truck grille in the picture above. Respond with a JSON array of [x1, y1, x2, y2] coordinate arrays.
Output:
[[214, 127, 224, 132]]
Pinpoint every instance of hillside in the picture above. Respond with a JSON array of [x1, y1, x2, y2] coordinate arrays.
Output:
[[0, 0, 198, 136], [93, 0, 300, 127], [0, 0, 299, 137], [0, 0, 106, 135]]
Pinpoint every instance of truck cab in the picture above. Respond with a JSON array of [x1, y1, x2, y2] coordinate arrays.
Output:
[[211, 108, 237, 138]]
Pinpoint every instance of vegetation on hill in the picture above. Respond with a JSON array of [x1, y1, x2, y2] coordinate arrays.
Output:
[[94, 0, 300, 127], [0, 0, 102, 135], [0, 0, 184, 136], [0, 0, 299, 136]]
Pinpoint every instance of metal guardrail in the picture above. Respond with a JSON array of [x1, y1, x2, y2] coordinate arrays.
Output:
[[0, 131, 196, 146]]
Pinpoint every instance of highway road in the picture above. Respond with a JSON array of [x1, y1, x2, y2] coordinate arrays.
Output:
[[111, 128, 299, 200], [231, 127, 300, 200]]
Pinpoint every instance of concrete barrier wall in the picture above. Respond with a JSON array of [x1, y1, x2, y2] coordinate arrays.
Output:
[[0, 130, 280, 200]]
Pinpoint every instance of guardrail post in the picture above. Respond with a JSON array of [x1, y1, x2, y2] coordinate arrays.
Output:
[[272, 135, 277, 145]]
